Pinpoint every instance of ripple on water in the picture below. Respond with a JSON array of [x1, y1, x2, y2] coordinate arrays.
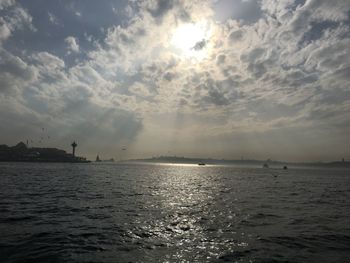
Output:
[[0, 163, 349, 262]]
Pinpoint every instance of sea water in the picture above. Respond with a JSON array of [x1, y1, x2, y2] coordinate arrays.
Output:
[[0, 162, 349, 262]]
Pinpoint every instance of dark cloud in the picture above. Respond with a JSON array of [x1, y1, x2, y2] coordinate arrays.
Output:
[[163, 71, 175, 81], [60, 105, 143, 147], [216, 54, 225, 65], [146, 0, 174, 22], [214, 0, 262, 24], [301, 20, 340, 44], [229, 30, 243, 41], [204, 89, 230, 106], [192, 39, 206, 50]]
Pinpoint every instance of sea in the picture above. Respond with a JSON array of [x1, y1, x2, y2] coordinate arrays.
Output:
[[0, 162, 349, 263]]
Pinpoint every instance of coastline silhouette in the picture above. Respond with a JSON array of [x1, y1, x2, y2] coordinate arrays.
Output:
[[0, 141, 89, 163]]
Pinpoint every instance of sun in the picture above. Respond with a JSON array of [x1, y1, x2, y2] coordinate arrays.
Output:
[[171, 21, 212, 59]]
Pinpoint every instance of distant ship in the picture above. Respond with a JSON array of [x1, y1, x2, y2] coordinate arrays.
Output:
[[263, 163, 269, 168], [96, 155, 101, 162], [198, 163, 206, 166]]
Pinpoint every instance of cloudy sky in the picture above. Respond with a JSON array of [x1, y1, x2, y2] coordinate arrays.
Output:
[[0, 0, 349, 161]]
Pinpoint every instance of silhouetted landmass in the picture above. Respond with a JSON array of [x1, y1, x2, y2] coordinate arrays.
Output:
[[0, 142, 90, 163], [314, 161, 350, 168], [128, 156, 350, 168], [129, 156, 285, 166]]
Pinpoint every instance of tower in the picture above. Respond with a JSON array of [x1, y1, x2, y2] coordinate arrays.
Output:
[[71, 141, 77, 157]]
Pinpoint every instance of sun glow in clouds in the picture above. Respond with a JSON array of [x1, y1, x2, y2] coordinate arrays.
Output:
[[171, 21, 212, 60]]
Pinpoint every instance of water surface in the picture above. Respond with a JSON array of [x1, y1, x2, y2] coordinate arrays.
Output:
[[0, 162, 349, 262]]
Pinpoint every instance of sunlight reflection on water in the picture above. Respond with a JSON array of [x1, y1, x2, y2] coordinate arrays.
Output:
[[0, 162, 350, 262], [128, 164, 255, 261]]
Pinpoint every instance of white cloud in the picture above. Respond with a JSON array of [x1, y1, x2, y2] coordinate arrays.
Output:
[[33, 52, 65, 69], [64, 36, 79, 53], [0, 17, 11, 44], [0, 0, 350, 160], [48, 12, 60, 26], [0, 2, 36, 45], [0, 49, 37, 94], [9, 6, 36, 32]]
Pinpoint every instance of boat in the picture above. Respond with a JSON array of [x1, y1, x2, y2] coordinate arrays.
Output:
[[198, 163, 206, 166], [263, 163, 269, 168]]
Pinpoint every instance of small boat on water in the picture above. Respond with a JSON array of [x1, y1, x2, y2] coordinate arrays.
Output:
[[198, 163, 206, 166], [263, 163, 269, 168], [283, 166, 288, 170]]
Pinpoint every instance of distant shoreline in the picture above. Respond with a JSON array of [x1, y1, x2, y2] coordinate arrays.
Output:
[[0, 142, 90, 163], [123, 156, 350, 168], [0, 160, 91, 164]]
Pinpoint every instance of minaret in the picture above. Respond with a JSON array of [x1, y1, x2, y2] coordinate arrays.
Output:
[[71, 141, 77, 157]]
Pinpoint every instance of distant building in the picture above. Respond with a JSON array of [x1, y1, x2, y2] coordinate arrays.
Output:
[[0, 142, 89, 163], [71, 141, 77, 157]]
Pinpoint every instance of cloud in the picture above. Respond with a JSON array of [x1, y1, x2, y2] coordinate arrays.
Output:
[[48, 12, 60, 25], [0, 49, 37, 94], [0, 17, 11, 44], [65, 36, 79, 53], [7, 6, 36, 31], [214, 0, 262, 24], [33, 52, 65, 69], [0, 0, 15, 10], [0, 2, 35, 45], [129, 82, 152, 97], [0, 0, 349, 160], [144, 0, 174, 21], [0, 52, 144, 158]]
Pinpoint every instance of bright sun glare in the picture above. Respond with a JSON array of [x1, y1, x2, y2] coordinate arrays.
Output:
[[171, 22, 211, 59]]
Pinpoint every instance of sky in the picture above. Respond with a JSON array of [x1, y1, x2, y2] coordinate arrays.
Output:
[[0, 0, 349, 162]]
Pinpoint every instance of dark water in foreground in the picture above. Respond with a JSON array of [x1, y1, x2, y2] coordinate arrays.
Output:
[[0, 162, 350, 263]]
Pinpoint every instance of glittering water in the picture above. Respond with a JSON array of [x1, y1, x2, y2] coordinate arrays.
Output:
[[0, 162, 350, 263]]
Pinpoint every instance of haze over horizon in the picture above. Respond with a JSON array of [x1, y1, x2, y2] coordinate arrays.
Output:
[[0, 0, 350, 162]]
